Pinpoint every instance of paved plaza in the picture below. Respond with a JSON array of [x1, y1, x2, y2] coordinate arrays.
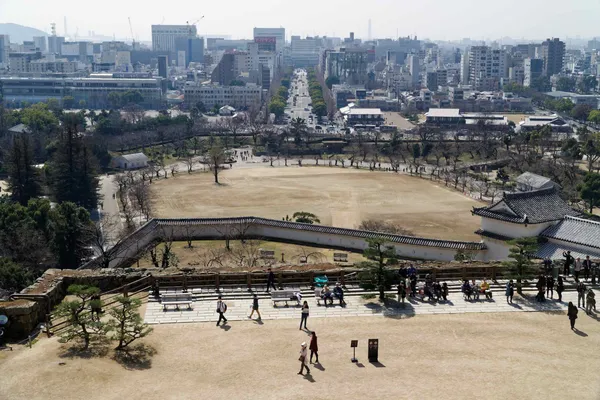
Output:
[[144, 286, 590, 325]]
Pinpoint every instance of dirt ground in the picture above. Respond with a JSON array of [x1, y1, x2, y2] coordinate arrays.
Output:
[[138, 240, 367, 271], [383, 112, 415, 130], [150, 167, 481, 241], [504, 113, 531, 124], [1, 312, 598, 400]]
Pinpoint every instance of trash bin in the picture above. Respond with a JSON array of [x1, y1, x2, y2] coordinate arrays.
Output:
[[368, 338, 379, 362]]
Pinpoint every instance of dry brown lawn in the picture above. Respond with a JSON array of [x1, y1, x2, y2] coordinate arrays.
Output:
[[1, 312, 598, 400], [150, 167, 481, 241], [138, 240, 367, 271]]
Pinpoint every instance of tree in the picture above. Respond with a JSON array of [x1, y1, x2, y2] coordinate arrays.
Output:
[[556, 77, 577, 92], [411, 143, 421, 163], [358, 238, 398, 301], [51, 202, 93, 269], [580, 132, 600, 172], [269, 99, 285, 118], [578, 75, 598, 94], [53, 284, 104, 350], [292, 211, 320, 224], [530, 76, 552, 93], [359, 219, 414, 236], [62, 96, 75, 109], [49, 114, 100, 209], [571, 104, 592, 121], [0, 258, 32, 293], [578, 172, 600, 213], [203, 144, 227, 184], [312, 102, 327, 118], [502, 237, 538, 294], [588, 110, 600, 125], [106, 296, 152, 350], [7, 134, 41, 205], [290, 117, 308, 146]]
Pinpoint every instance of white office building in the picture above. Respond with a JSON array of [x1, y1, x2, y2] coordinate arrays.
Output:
[[468, 46, 508, 91], [152, 25, 197, 52], [407, 54, 420, 87], [184, 83, 262, 109], [0, 35, 10, 67], [253, 27, 285, 53], [290, 36, 319, 67]]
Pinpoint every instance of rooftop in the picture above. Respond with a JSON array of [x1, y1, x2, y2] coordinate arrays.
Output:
[[118, 152, 149, 163], [347, 108, 383, 115], [473, 188, 580, 224], [541, 216, 600, 250], [425, 108, 461, 118], [515, 172, 555, 189]]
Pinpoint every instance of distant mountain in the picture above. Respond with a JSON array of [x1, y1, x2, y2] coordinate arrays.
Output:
[[0, 23, 48, 43]]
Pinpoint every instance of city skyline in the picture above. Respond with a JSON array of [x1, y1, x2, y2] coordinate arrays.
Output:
[[1, 0, 599, 42]]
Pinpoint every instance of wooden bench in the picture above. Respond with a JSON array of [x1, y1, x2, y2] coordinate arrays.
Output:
[[160, 293, 193, 311], [271, 290, 299, 307], [260, 249, 275, 260], [333, 253, 348, 262]]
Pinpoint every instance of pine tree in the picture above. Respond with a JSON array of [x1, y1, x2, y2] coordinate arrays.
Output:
[[7, 134, 41, 205], [49, 115, 99, 209]]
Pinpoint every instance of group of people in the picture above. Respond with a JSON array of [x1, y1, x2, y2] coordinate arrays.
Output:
[[317, 284, 346, 306], [560, 253, 598, 283], [462, 279, 493, 300], [235, 150, 252, 162], [396, 266, 450, 303], [297, 331, 319, 375]]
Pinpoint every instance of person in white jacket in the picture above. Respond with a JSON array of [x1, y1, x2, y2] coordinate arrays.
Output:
[[297, 342, 310, 375]]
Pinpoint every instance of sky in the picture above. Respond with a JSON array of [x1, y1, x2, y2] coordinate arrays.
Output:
[[1, 0, 599, 42]]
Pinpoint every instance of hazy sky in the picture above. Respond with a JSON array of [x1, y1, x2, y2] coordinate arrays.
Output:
[[1, 0, 599, 42]]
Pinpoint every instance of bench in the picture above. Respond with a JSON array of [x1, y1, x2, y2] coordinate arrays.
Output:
[[271, 290, 299, 307], [260, 249, 275, 260], [314, 288, 335, 306], [333, 253, 348, 263], [160, 293, 193, 311]]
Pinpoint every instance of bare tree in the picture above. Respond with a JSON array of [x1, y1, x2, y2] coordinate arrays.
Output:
[[170, 163, 178, 177], [84, 215, 130, 269], [184, 154, 196, 174], [203, 144, 227, 184], [130, 181, 152, 221]]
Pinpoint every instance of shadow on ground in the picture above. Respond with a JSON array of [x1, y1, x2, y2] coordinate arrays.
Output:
[[518, 293, 564, 314], [58, 338, 110, 360], [112, 343, 157, 370], [363, 298, 415, 319]]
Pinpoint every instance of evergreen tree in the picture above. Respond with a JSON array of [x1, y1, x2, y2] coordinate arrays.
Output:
[[358, 238, 398, 301], [51, 202, 93, 269], [49, 115, 99, 209], [7, 134, 41, 205]]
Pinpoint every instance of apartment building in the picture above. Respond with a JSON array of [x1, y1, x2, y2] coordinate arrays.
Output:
[[524, 58, 544, 87], [325, 48, 368, 86], [183, 83, 262, 109], [29, 57, 78, 74], [541, 38, 565, 76], [467, 46, 508, 90], [9, 52, 43, 73], [0, 35, 10, 66], [290, 36, 319, 67]]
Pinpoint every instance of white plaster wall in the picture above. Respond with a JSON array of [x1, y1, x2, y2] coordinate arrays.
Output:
[[482, 238, 511, 261], [103, 221, 487, 267], [481, 218, 554, 238]]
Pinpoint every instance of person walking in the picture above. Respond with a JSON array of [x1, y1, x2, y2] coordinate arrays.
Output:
[[567, 302, 578, 330], [248, 293, 261, 320], [266, 268, 277, 293], [574, 257, 583, 282], [216, 296, 228, 326], [577, 281, 586, 308], [299, 301, 309, 330], [583, 256, 592, 282], [297, 342, 310, 375], [546, 275, 555, 299], [556, 276, 565, 302], [309, 331, 319, 364]]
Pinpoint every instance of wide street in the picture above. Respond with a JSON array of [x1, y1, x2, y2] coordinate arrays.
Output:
[[286, 69, 314, 127]]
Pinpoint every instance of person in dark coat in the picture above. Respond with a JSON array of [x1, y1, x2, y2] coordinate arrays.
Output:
[[567, 302, 578, 330], [583, 256, 592, 281], [266, 268, 277, 292], [442, 282, 449, 301], [398, 279, 406, 303], [543, 258, 552, 275], [577, 281, 586, 308], [309, 331, 319, 364], [556, 276, 565, 302], [409, 274, 417, 298], [562, 251, 573, 277], [546, 275, 555, 299], [505, 280, 514, 304]]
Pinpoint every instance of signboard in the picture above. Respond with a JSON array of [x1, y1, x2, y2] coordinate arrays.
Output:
[[254, 36, 276, 44]]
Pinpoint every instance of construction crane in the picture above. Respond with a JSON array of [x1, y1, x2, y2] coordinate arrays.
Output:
[[186, 16, 204, 36], [128, 17, 136, 49]]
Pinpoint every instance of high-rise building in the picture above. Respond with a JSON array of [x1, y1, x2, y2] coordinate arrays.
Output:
[[541, 38, 565, 76], [407, 54, 420, 86], [290, 36, 319, 67], [467, 46, 507, 90], [33, 36, 47, 53], [48, 36, 65, 54], [174, 37, 204, 66], [152, 25, 197, 52], [158, 55, 168, 78], [0, 35, 9, 66], [253, 27, 285, 52], [524, 58, 544, 87]]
